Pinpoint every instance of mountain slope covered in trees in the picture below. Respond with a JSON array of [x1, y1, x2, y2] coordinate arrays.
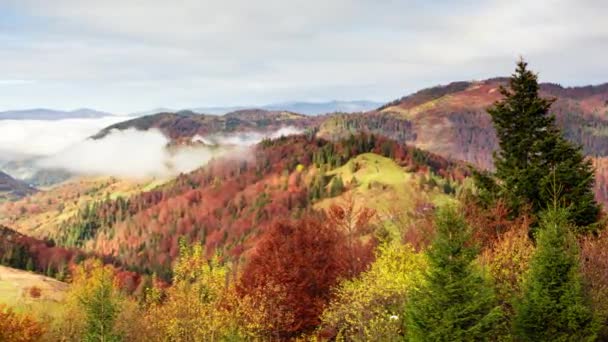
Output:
[[0, 171, 37, 202], [51, 134, 467, 278]]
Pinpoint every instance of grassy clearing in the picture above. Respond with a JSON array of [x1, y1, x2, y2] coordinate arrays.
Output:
[[0, 266, 67, 316], [315, 153, 456, 232]]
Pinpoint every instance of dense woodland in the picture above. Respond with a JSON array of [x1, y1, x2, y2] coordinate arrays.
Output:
[[2, 61, 608, 341]]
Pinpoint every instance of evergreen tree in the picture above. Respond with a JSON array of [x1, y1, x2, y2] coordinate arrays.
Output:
[[483, 59, 599, 228], [406, 207, 502, 341], [330, 175, 345, 197], [514, 207, 597, 341], [78, 264, 123, 342]]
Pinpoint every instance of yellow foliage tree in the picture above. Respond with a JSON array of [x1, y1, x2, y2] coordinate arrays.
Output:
[[317, 243, 426, 341], [141, 242, 244, 341], [480, 219, 534, 340], [481, 219, 534, 307], [46, 259, 132, 342]]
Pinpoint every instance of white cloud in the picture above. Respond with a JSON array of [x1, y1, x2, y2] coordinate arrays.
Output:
[[32, 126, 303, 178], [198, 126, 304, 146], [35, 128, 214, 178], [0, 117, 130, 157], [0, 80, 36, 86], [1, 0, 607, 112]]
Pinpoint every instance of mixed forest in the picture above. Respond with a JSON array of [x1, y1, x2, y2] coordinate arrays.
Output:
[[2, 61, 608, 341]]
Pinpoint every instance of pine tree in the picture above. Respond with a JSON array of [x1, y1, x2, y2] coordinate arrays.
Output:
[[406, 207, 502, 341], [483, 59, 599, 228], [77, 263, 123, 342], [330, 175, 345, 197], [514, 207, 597, 341]]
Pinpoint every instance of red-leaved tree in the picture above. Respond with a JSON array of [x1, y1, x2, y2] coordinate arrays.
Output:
[[238, 213, 355, 338]]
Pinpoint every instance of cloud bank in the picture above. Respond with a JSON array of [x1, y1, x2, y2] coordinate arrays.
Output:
[[1, 0, 607, 112], [33, 126, 303, 179], [0, 117, 131, 158]]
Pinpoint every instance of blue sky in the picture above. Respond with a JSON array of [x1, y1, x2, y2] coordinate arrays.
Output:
[[0, 0, 606, 113]]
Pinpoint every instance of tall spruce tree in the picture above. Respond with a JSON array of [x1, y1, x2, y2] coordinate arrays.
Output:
[[78, 264, 123, 342], [514, 207, 597, 341], [405, 207, 502, 341], [484, 59, 599, 228]]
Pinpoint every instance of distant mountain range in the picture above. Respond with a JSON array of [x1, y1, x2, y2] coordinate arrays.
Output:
[[0, 108, 114, 120], [1, 101, 381, 120], [135, 100, 383, 116]]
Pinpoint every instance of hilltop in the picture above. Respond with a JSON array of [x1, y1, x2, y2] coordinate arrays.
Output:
[[92, 109, 321, 140]]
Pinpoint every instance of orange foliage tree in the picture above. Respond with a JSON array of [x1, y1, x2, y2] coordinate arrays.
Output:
[[326, 196, 376, 277], [238, 212, 364, 339], [0, 304, 45, 342], [580, 231, 608, 338]]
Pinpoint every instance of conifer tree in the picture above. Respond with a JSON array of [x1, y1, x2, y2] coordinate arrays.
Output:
[[406, 207, 502, 341], [330, 175, 345, 197], [76, 262, 123, 342], [514, 207, 597, 341], [483, 59, 599, 228]]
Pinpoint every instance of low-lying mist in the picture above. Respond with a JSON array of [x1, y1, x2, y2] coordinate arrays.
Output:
[[37, 129, 303, 179], [0, 116, 303, 179], [0, 117, 130, 158]]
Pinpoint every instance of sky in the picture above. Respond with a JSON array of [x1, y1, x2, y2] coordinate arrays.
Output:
[[0, 0, 607, 114]]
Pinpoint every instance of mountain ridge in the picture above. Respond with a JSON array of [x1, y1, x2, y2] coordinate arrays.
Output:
[[134, 100, 383, 116], [0, 108, 114, 120]]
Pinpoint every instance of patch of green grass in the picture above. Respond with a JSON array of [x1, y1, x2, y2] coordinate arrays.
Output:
[[315, 153, 457, 232], [327, 153, 411, 189]]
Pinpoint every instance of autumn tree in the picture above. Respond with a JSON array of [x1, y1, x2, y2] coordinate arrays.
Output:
[[580, 230, 608, 339], [481, 216, 535, 340], [514, 208, 598, 341], [327, 196, 376, 277], [141, 241, 243, 341], [480, 59, 599, 228], [318, 243, 426, 341], [0, 304, 45, 342], [406, 207, 502, 341], [238, 214, 350, 339], [51, 260, 127, 342]]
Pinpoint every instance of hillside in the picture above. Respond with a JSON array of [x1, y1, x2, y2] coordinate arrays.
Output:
[[320, 79, 608, 169], [0, 176, 164, 240], [46, 134, 467, 278], [317, 79, 608, 204], [108, 80, 608, 174], [92, 109, 322, 140], [0, 171, 37, 202], [0, 265, 68, 307]]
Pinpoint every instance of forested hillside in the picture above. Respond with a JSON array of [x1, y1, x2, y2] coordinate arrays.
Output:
[[52, 133, 467, 279], [2, 63, 608, 341]]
